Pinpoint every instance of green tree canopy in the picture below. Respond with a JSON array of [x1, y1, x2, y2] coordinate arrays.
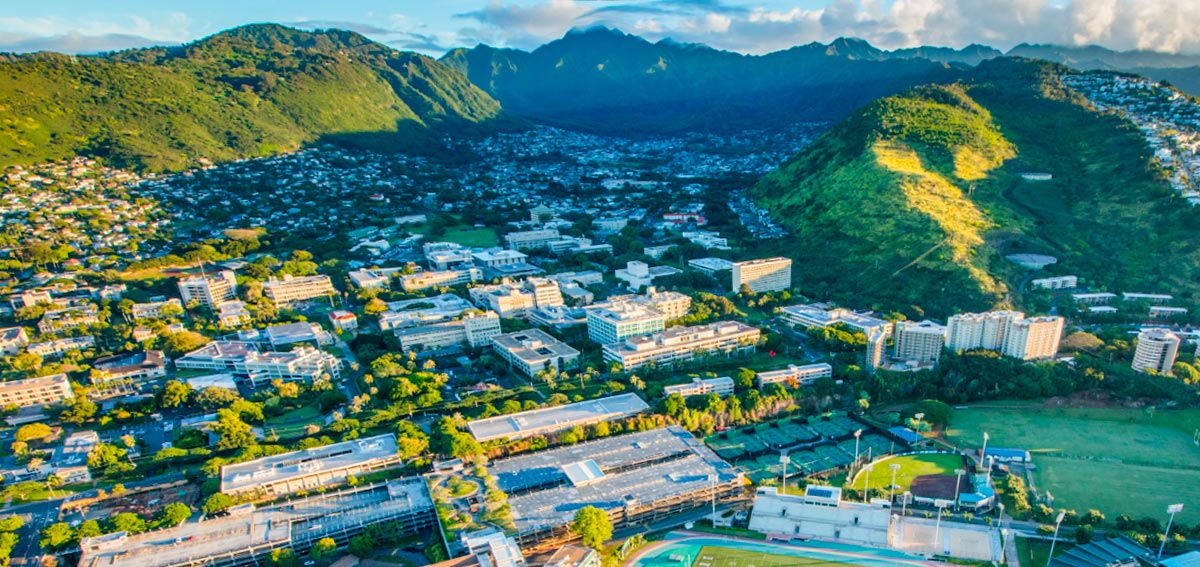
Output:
[[570, 505, 613, 549]]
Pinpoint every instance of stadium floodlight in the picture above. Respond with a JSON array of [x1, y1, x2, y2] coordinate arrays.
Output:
[[1000, 528, 1010, 565], [933, 499, 950, 549], [780, 453, 790, 493], [981, 431, 991, 470], [914, 413, 925, 438], [1158, 503, 1185, 560], [1047, 512, 1066, 567], [889, 463, 901, 502], [953, 468, 966, 509], [854, 429, 863, 465], [863, 464, 874, 501]]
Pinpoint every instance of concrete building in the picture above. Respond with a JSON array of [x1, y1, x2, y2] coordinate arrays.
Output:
[[603, 321, 761, 371], [946, 311, 1024, 352], [527, 305, 589, 330], [176, 342, 340, 386], [688, 257, 735, 274], [731, 257, 792, 293], [9, 289, 52, 310], [470, 284, 536, 318], [91, 351, 167, 385], [262, 275, 334, 306], [543, 545, 600, 567], [451, 528, 528, 567], [216, 299, 251, 328], [1132, 328, 1181, 375], [221, 434, 404, 496], [27, 336, 95, 358], [1122, 292, 1173, 304], [615, 261, 680, 291], [426, 245, 476, 271], [348, 266, 411, 290], [472, 249, 528, 269], [401, 268, 482, 292], [491, 329, 580, 378], [466, 393, 649, 443], [486, 426, 742, 550], [524, 277, 564, 308], [865, 329, 887, 374], [662, 376, 735, 398], [529, 204, 557, 225], [893, 320, 947, 365], [396, 311, 501, 352], [585, 300, 666, 345], [1072, 292, 1117, 305], [755, 363, 833, 388], [53, 430, 98, 485], [0, 327, 28, 356], [1149, 306, 1188, 319], [37, 305, 99, 333], [1003, 316, 1064, 360], [129, 298, 183, 320], [328, 310, 358, 332], [0, 373, 74, 409], [1030, 276, 1078, 290], [380, 294, 475, 330], [178, 270, 237, 309], [265, 322, 331, 348], [78, 478, 436, 567], [780, 304, 892, 337], [505, 229, 561, 250]]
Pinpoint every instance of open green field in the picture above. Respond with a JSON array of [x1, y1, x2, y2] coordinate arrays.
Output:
[[847, 453, 963, 492], [265, 405, 325, 438], [946, 406, 1200, 522], [691, 546, 853, 567], [410, 222, 497, 247], [1014, 537, 1071, 567]]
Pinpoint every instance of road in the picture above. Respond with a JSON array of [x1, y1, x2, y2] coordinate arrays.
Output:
[[332, 335, 362, 401], [6, 499, 61, 567]]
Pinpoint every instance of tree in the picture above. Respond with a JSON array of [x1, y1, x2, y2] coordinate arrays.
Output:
[[212, 409, 256, 450], [107, 512, 147, 534], [201, 493, 234, 515], [269, 548, 298, 567], [156, 502, 192, 527], [159, 380, 193, 409], [0, 516, 22, 532], [39, 522, 72, 550], [195, 386, 241, 410], [310, 537, 337, 560], [7, 351, 42, 372], [348, 533, 375, 558], [395, 421, 430, 459], [364, 298, 389, 316], [161, 330, 211, 357], [15, 423, 52, 443], [570, 506, 613, 549], [59, 396, 98, 425]]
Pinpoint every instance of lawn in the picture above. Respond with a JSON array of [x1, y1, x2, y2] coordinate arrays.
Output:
[[691, 546, 853, 567], [410, 222, 497, 247], [846, 453, 963, 492], [1014, 537, 1071, 567], [946, 406, 1200, 522], [264, 405, 326, 438]]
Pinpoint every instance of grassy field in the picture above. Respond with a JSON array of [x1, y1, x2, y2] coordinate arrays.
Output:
[[410, 221, 497, 247], [1014, 537, 1071, 567], [946, 406, 1200, 522], [846, 453, 963, 492], [691, 546, 853, 567], [265, 405, 325, 438]]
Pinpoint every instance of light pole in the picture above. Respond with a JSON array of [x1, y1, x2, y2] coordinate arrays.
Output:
[[863, 464, 874, 501], [981, 431, 990, 470], [999, 528, 1010, 565], [889, 463, 901, 503], [914, 413, 925, 442], [1158, 503, 1185, 560], [902, 491, 912, 518], [953, 468, 966, 510], [780, 453, 790, 494], [934, 499, 949, 553], [1046, 512, 1066, 567], [854, 429, 863, 466]]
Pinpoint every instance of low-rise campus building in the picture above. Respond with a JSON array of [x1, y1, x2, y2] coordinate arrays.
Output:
[[466, 393, 650, 443]]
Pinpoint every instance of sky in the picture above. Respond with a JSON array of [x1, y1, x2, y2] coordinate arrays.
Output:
[[2, 0, 1200, 56]]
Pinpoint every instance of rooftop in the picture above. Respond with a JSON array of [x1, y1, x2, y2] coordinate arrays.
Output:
[[466, 393, 649, 442], [220, 434, 399, 494], [490, 329, 580, 364]]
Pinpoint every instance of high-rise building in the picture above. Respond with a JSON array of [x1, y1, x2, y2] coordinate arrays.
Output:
[[178, 270, 237, 309], [1132, 328, 1181, 375], [945, 311, 1024, 352], [523, 277, 564, 308], [1002, 316, 1064, 360], [892, 320, 946, 364], [865, 329, 887, 373], [585, 300, 667, 345], [731, 257, 792, 293]]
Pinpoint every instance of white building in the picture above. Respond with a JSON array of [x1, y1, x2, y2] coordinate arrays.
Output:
[[0, 327, 28, 356], [662, 376, 735, 398], [755, 363, 833, 388], [731, 257, 792, 293], [1122, 292, 1173, 304], [1132, 328, 1180, 375], [688, 257, 734, 274], [585, 300, 667, 345], [379, 294, 475, 330], [400, 267, 482, 292], [893, 320, 946, 365], [176, 342, 340, 386], [220, 434, 403, 496], [328, 310, 358, 332], [524, 277, 564, 308], [473, 249, 528, 269], [1030, 276, 1078, 290], [91, 351, 168, 385], [216, 299, 251, 328], [946, 311, 1024, 352], [395, 311, 501, 352], [27, 336, 95, 358], [178, 270, 237, 309], [262, 274, 334, 306], [491, 329, 581, 378], [470, 284, 536, 318], [348, 267, 411, 289], [505, 229, 561, 250], [37, 305, 99, 334], [780, 304, 892, 337], [0, 373, 74, 409], [748, 486, 892, 547], [615, 261, 680, 291], [129, 298, 183, 320], [603, 321, 760, 371], [1002, 316, 1064, 360]]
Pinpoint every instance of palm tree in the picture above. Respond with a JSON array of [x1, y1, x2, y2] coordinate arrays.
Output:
[[46, 474, 62, 498]]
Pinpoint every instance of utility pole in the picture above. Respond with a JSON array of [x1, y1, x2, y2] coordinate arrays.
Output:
[[1159, 504, 1184, 560]]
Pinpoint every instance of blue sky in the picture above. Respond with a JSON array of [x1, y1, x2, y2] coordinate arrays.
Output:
[[2, 0, 1198, 55]]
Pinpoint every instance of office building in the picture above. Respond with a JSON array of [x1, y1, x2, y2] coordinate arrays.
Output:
[[9, 289, 52, 310], [1003, 316, 1064, 360], [91, 351, 168, 385], [426, 245, 476, 271], [1132, 328, 1181, 375], [379, 294, 475, 330], [448, 529, 528, 567], [662, 376, 735, 398], [0, 373, 74, 409], [755, 363, 833, 388], [265, 322, 330, 348], [177, 270, 237, 309], [176, 342, 340, 386], [505, 229, 561, 250], [614, 261, 680, 291], [731, 257, 792, 293], [892, 320, 946, 365], [472, 249, 528, 269], [348, 266, 411, 290], [221, 434, 404, 496], [865, 329, 887, 374], [466, 393, 649, 443], [603, 321, 761, 371], [401, 268, 482, 292], [129, 298, 183, 320], [585, 300, 667, 345], [524, 277, 564, 308], [27, 336, 95, 358], [688, 257, 735, 274], [470, 284, 535, 318], [946, 311, 1024, 352], [0, 327, 28, 356], [262, 275, 334, 306], [1030, 276, 1078, 290], [396, 311, 501, 352], [780, 304, 892, 337], [491, 329, 580, 378], [529, 204, 557, 225], [216, 299, 251, 328], [37, 305, 99, 334], [486, 426, 741, 550], [527, 305, 589, 330]]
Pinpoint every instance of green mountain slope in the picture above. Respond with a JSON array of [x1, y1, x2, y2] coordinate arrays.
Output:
[[441, 28, 958, 134], [0, 24, 516, 171], [754, 58, 1196, 317]]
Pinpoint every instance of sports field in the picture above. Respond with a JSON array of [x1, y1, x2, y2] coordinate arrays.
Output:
[[691, 546, 853, 567], [945, 406, 1200, 522], [846, 453, 963, 493]]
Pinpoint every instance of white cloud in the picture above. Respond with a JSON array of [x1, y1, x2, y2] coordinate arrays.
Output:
[[0, 13, 193, 53]]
